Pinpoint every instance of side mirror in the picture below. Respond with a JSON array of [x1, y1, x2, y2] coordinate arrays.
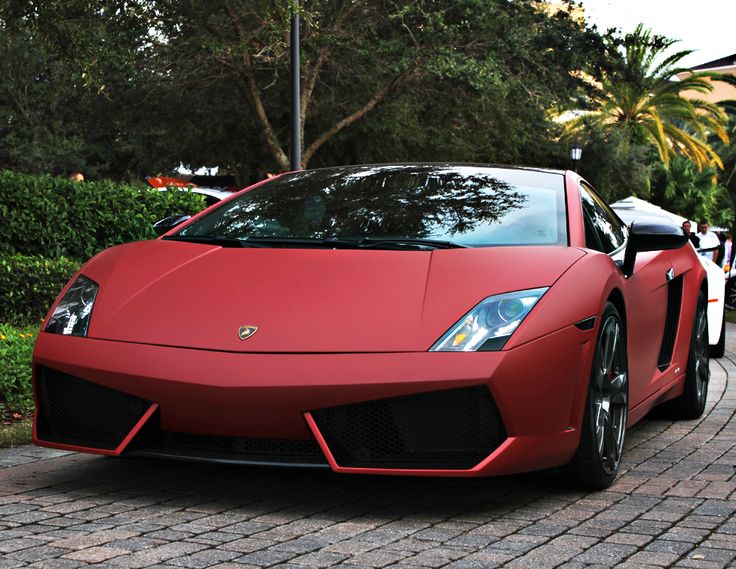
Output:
[[153, 214, 191, 236], [622, 221, 688, 278]]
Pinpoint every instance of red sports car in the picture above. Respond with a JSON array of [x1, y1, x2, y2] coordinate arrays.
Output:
[[33, 164, 709, 489]]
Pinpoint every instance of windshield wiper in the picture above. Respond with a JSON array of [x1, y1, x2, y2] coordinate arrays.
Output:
[[164, 235, 466, 250], [162, 235, 265, 248], [349, 238, 467, 250], [243, 237, 468, 250]]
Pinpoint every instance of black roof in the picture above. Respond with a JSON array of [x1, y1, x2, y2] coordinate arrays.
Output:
[[691, 53, 736, 71]]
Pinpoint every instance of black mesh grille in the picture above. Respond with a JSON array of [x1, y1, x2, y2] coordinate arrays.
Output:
[[658, 275, 683, 371], [311, 386, 506, 469], [159, 432, 327, 465], [36, 366, 151, 450]]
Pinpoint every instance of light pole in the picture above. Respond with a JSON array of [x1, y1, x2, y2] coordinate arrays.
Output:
[[290, 1, 301, 171], [570, 141, 583, 173]]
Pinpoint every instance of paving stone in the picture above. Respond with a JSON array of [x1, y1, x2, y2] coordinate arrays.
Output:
[[233, 549, 297, 566], [62, 546, 131, 563], [5, 545, 71, 563], [28, 559, 87, 568], [341, 549, 410, 567], [287, 551, 348, 567], [104, 542, 208, 568], [52, 529, 139, 550], [165, 549, 241, 568], [571, 542, 638, 565], [0, 538, 47, 553]]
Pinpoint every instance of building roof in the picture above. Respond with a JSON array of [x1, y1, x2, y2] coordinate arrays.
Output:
[[691, 53, 736, 71]]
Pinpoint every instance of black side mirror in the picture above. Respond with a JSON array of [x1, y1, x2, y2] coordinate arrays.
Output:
[[153, 214, 191, 236], [622, 221, 688, 278]]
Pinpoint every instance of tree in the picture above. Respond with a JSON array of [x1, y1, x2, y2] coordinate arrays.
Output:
[[651, 155, 732, 227], [0, 1, 613, 181], [567, 24, 728, 171], [153, 0, 610, 172]]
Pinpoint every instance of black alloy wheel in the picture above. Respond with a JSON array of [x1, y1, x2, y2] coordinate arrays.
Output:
[[725, 277, 736, 311], [567, 302, 628, 490], [670, 291, 709, 419]]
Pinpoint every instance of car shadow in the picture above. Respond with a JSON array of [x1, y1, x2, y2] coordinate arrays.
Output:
[[27, 454, 592, 522]]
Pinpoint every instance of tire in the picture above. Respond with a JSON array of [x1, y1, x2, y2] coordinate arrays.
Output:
[[670, 291, 709, 419], [726, 278, 736, 311], [567, 302, 628, 490], [710, 306, 725, 358]]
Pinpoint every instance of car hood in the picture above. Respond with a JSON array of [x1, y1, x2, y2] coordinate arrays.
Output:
[[81, 240, 585, 353]]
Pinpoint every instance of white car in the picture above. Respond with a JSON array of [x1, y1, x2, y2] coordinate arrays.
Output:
[[612, 206, 726, 357], [158, 186, 232, 208]]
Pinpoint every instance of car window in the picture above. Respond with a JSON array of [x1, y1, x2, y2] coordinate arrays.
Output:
[[579, 184, 626, 254], [176, 165, 568, 248]]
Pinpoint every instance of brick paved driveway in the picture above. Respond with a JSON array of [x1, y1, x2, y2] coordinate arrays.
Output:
[[2, 327, 736, 568]]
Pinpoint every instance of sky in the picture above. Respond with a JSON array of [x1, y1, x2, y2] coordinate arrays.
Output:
[[578, 0, 735, 68]]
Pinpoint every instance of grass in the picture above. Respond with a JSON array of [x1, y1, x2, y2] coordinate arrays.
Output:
[[0, 419, 33, 448]]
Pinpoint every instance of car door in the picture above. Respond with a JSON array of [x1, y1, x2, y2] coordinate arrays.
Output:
[[579, 185, 671, 407]]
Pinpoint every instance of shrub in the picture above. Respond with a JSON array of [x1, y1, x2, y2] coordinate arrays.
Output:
[[0, 170, 206, 260], [0, 255, 82, 325], [0, 323, 38, 415]]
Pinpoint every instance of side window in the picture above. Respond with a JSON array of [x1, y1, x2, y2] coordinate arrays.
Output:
[[582, 207, 602, 251], [579, 185, 626, 254]]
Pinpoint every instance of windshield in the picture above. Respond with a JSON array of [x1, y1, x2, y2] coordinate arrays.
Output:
[[173, 165, 567, 248]]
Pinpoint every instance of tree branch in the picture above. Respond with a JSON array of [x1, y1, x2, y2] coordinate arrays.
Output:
[[302, 72, 413, 166], [299, 3, 362, 153], [223, 1, 289, 170]]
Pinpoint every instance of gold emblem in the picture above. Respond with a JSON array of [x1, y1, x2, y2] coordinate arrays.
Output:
[[238, 325, 258, 340]]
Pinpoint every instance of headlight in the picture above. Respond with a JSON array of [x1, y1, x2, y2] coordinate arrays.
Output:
[[45, 275, 99, 337], [430, 287, 548, 352]]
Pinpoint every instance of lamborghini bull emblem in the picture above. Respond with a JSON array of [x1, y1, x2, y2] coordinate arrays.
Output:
[[238, 325, 259, 340]]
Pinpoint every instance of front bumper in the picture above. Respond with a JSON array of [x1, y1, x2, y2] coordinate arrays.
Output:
[[33, 322, 595, 477]]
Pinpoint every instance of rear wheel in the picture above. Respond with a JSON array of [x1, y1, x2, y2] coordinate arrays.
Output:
[[670, 291, 709, 419], [567, 303, 628, 490]]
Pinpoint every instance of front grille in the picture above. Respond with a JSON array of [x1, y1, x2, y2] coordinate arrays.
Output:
[[36, 366, 151, 450], [311, 386, 506, 470], [658, 275, 683, 371], [158, 432, 327, 465]]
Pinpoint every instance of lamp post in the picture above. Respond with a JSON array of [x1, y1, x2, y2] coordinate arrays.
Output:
[[570, 141, 583, 173], [290, 1, 301, 171]]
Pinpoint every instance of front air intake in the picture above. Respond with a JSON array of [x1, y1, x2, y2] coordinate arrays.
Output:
[[310, 386, 506, 470], [35, 366, 151, 450]]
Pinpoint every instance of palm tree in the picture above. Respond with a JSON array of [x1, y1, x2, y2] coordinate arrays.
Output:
[[569, 24, 728, 170], [661, 155, 730, 226]]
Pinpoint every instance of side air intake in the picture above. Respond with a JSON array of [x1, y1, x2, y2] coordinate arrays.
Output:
[[658, 275, 683, 371]]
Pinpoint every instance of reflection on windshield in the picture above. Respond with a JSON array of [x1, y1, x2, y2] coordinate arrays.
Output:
[[177, 165, 567, 247]]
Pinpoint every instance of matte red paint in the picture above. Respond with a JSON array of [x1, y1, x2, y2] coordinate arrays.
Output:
[[33, 169, 708, 477], [80, 243, 585, 353]]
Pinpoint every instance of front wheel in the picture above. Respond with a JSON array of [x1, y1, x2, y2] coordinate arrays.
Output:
[[566, 302, 628, 490]]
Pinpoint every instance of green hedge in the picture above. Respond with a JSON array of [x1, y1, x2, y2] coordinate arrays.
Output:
[[0, 254, 82, 326], [0, 323, 38, 414], [0, 170, 206, 260]]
